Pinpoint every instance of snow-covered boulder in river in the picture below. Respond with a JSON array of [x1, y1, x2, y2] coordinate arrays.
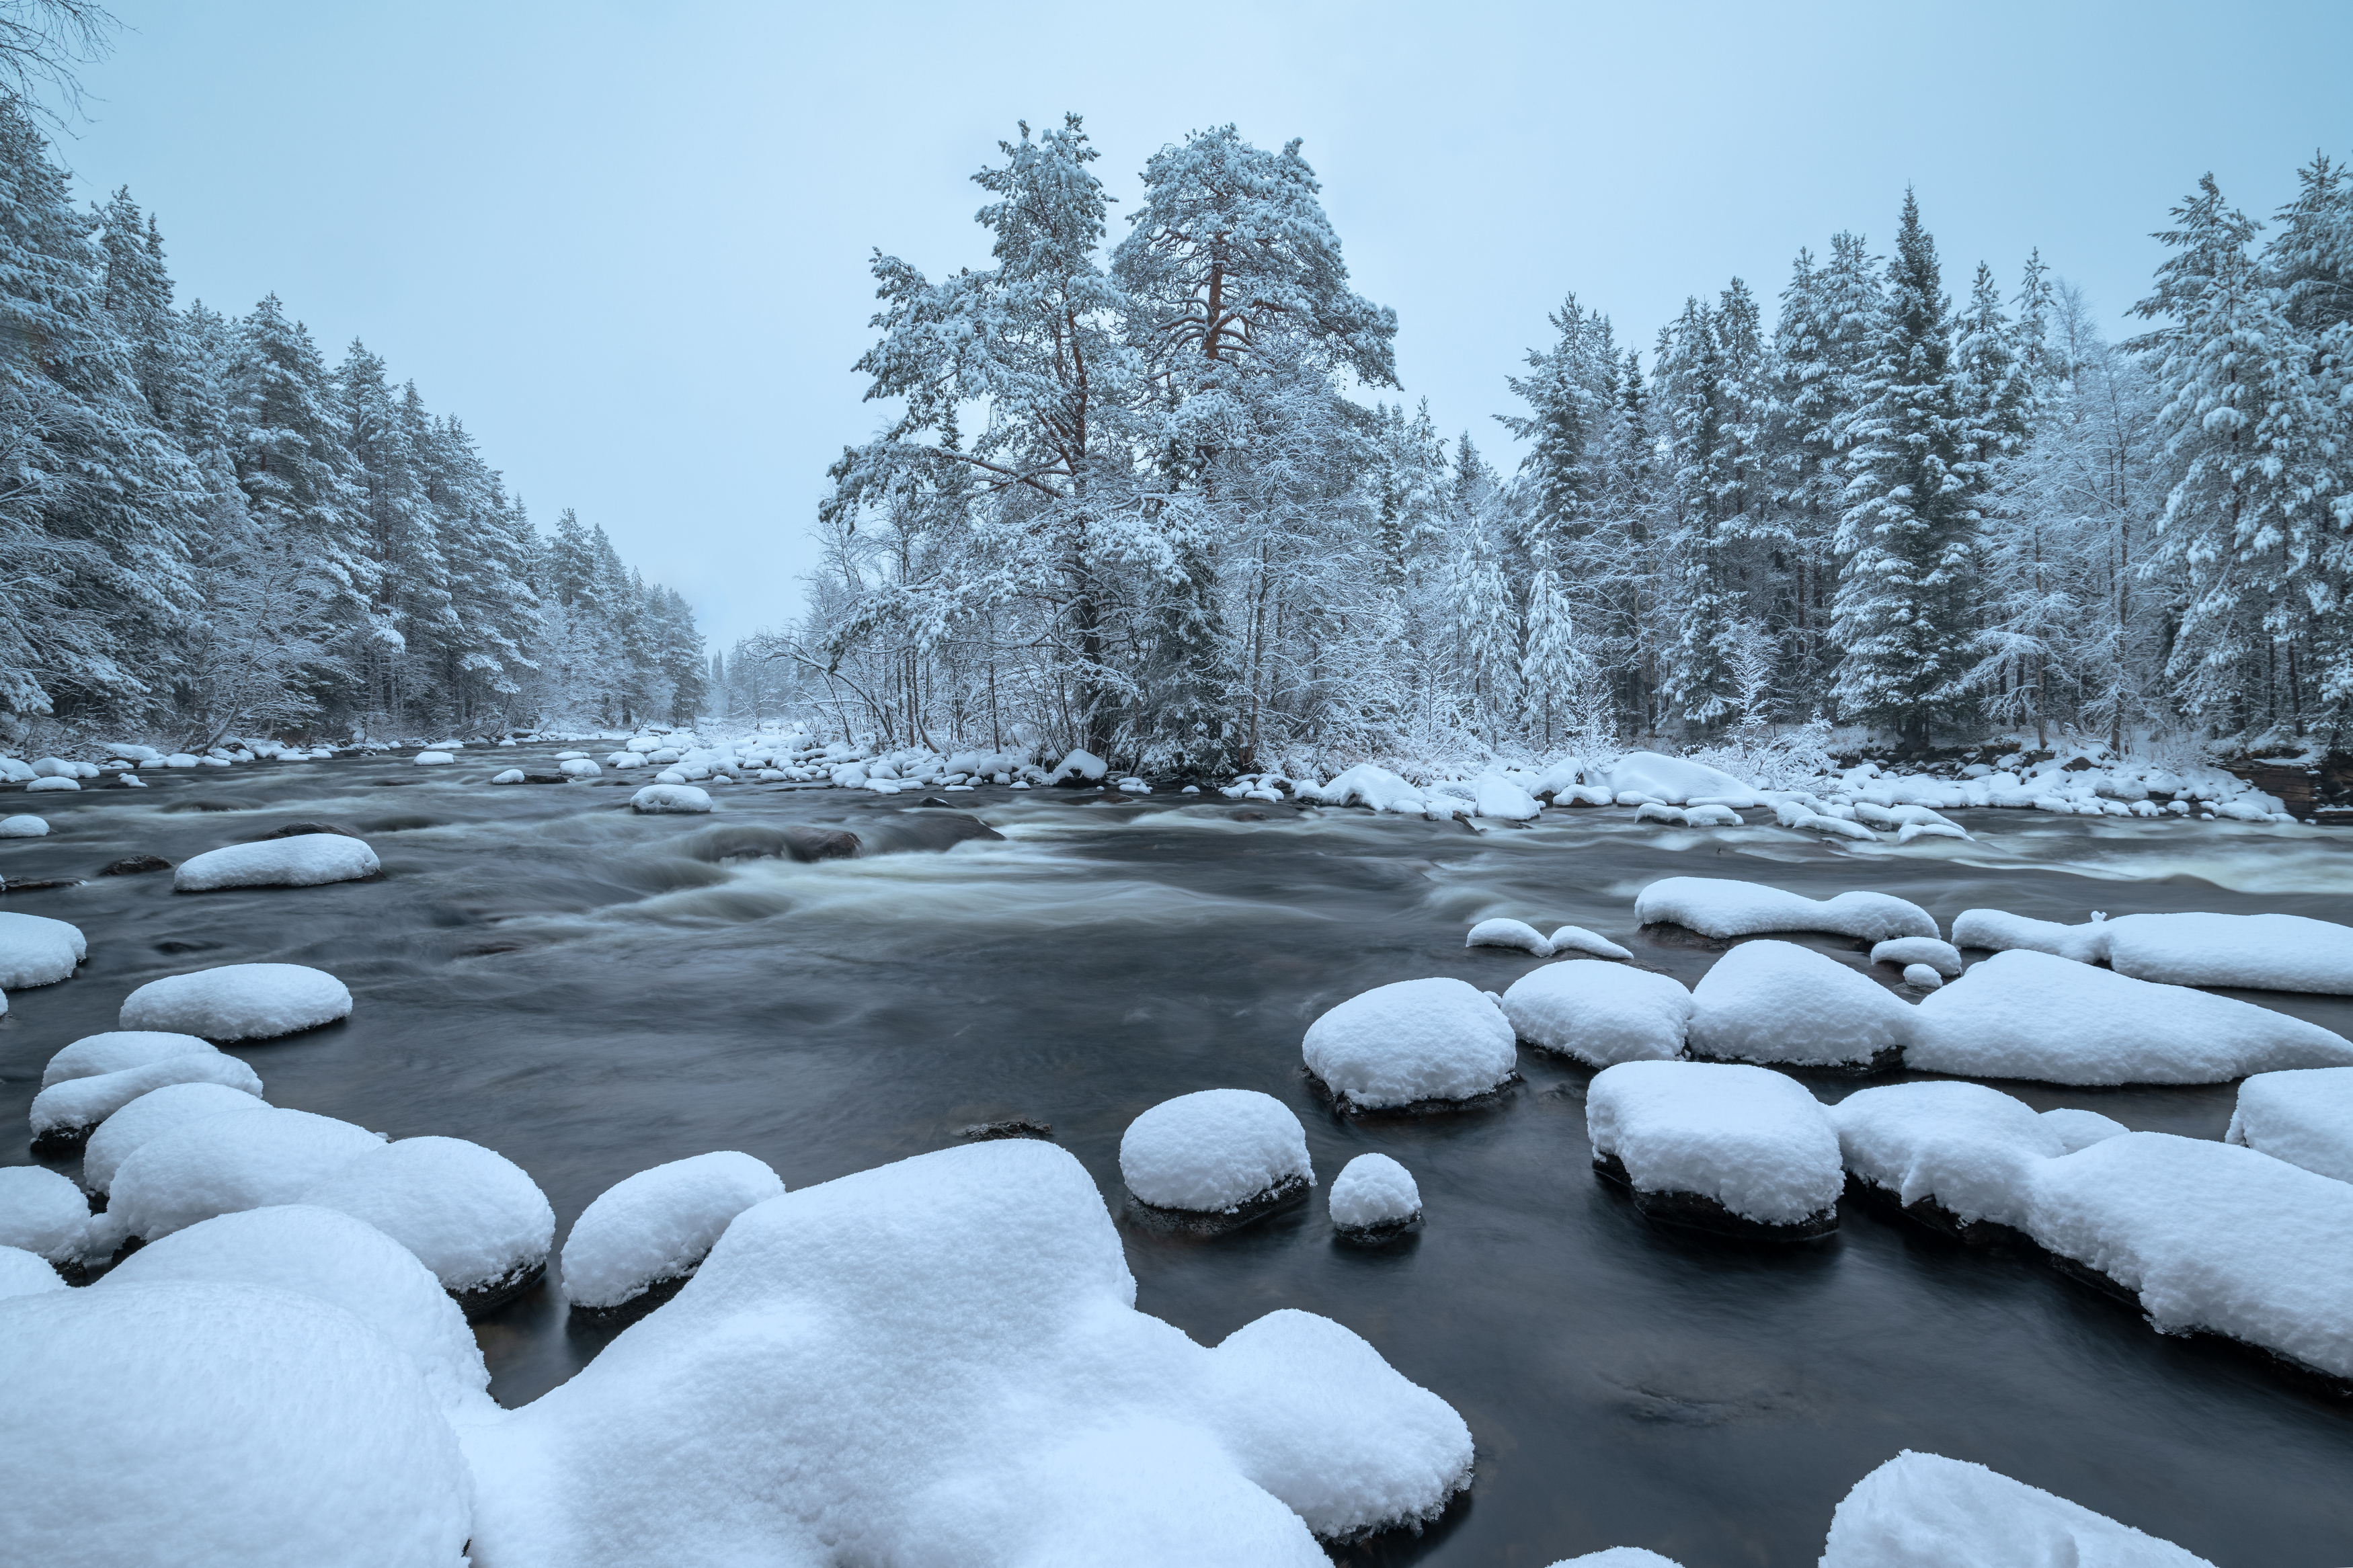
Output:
[[1636, 876, 1936, 944], [0, 1245, 64, 1298], [413, 749, 454, 765], [1301, 977, 1519, 1111], [119, 962, 353, 1040], [1604, 751, 1761, 807], [1328, 1153, 1422, 1237], [1870, 936, 1962, 977], [1503, 961, 1692, 1067], [2225, 1066, 2353, 1184], [0, 813, 46, 837], [458, 1139, 1471, 1565], [303, 1136, 556, 1312], [1952, 908, 2353, 995], [1910, 949, 2353, 1085], [0, 1282, 474, 1567], [0, 910, 85, 989], [94, 1107, 385, 1250], [1466, 917, 1551, 955], [173, 833, 379, 892], [82, 1081, 273, 1198], [42, 1029, 215, 1085], [1821, 1450, 2214, 1567], [0, 1165, 89, 1262], [28, 1049, 262, 1155], [1687, 940, 1917, 1071], [1829, 1081, 2073, 1235], [631, 782, 712, 814], [1121, 1088, 1314, 1213], [1587, 1061, 1842, 1239], [97, 1204, 499, 1426], [1548, 925, 1633, 960], [560, 1150, 785, 1311]]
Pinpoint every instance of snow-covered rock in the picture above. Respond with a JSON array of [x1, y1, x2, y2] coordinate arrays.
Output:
[[1952, 909, 2353, 994], [1820, 1450, 2212, 1567], [1901, 963, 1944, 990], [1474, 774, 1541, 820], [1604, 751, 1760, 807], [1870, 936, 1962, 977], [0, 1165, 88, 1262], [631, 782, 712, 814], [28, 1050, 262, 1153], [1121, 1088, 1314, 1212], [492, 767, 526, 783], [82, 1081, 274, 1198], [1830, 1081, 2065, 1232], [1301, 977, 1519, 1111], [1544, 1553, 1685, 1568], [0, 1281, 474, 1567], [1047, 747, 1109, 784], [99, 1204, 498, 1425], [1687, 940, 1917, 1070], [459, 1140, 1469, 1565], [2041, 1106, 2130, 1153], [119, 962, 354, 1040], [560, 757, 601, 778], [413, 749, 455, 765], [561, 1151, 787, 1310], [1466, 917, 1551, 955], [1299, 763, 1426, 813], [1503, 961, 1691, 1067], [1586, 1061, 1841, 1234], [41, 1028, 216, 1087], [1911, 949, 2353, 1084], [0, 910, 85, 988], [96, 1107, 385, 1248], [24, 774, 78, 792], [2028, 1131, 2353, 1381], [303, 1136, 556, 1305], [1635, 876, 1936, 943], [1547, 925, 1632, 960], [1328, 1153, 1421, 1234], [173, 833, 380, 892], [2226, 1066, 2353, 1184], [0, 1244, 65, 1298], [0, 813, 46, 836]]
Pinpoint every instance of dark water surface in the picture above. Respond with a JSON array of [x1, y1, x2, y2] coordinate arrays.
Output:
[[6, 749, 2353, 1566]]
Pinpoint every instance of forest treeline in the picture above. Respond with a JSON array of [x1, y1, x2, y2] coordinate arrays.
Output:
[[0, 97, 703, 747], [740, 116, 2352, 773]]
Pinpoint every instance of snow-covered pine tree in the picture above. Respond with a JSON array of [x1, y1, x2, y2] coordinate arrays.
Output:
[[1831, 191, 1979, 745]]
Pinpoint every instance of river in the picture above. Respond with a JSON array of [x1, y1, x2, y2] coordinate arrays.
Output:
[[5, 745, 2350, 1565]]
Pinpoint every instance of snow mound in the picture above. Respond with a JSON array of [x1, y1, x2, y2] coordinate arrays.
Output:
[[0, 1165, 88, 1261], [1870, 936, 1961, 977], [1901, 964, 1943, 990], [0, 1281, 473, 1567], [560, 757, 601, 778], [29, 1050, 262, 1150], [2030, 1132, 2353, 1380], [459, 1140, 1470, 1565], [1121, 1088, 1314, 1211], [1329, 1153, 1421, 1232], [1302, 978, 1519, 1110], [1952, 909, 2353, 994], [1830, 1081, 2062, 1230], [120, 962, 354, 1040], [2227, 1067, 2353, 1184], [1605, 751, 1759, 807], [1548, 925, 1632, 960], [42, 1029, 215, 1087], [303, 1136, 555, 1298], [24, 774, 77, 791], [413, 749, 455, 764], [0, 813, 46, 837], [1587, 1061, 1841, 1229], [1299, 763, 1426, 813], [99, 1204, 497, 1425], [174, 834, 379, 891], [560, 1150, 785, 1310], [1544, 1553, 1685, 1568], [83, 1081, 274, 1197], [1635, 876, 1935, 943], [0, 909, 86, 988], [1047, 748, 1109, 784], [492, 768, 525, 784], [0, 1244, 65, 1297], [1821, 1450, 2213, 1567], [2041, 1106, 2130, 1153], [1503, 961, 1691, 1067], [1688, 940, 1917, 1069], [1911, 949, 2353, 1085], [99, 1107, 385, 1247], [1466, 917, 1551, 955], [1474, 774, 1541, 820], [630, 783, 712, 814]]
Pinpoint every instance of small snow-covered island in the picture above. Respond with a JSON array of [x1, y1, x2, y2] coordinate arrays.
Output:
[[4, 7, 2353, 1566]]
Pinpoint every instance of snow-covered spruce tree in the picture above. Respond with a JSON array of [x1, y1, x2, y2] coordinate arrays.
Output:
[[1112, 124, 1397, 774], [1831, 191, 1980, 745]]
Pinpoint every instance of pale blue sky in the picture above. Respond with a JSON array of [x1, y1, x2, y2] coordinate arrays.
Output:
[[52, 1, 2353, 649]]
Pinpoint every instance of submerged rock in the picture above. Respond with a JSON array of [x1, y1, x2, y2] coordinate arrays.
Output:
[[99, 854, 172, 876], [957, 1118, 1053, 1141]]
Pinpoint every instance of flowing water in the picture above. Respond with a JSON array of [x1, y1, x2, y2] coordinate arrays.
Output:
[[6, 748, 2352, 1566]]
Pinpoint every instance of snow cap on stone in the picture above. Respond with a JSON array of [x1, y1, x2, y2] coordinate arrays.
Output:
[[560, 1151, 786, 1310], [1688, 940, 1916, 1069], [1121, 1089, 1313, 1212], [1503, 961, 1691, 1067], [1328, 1153, 1421, 1231], [1302, 978, 1518, 1110], [120, 962, 354, 1040], [173, 835, 378, 892], [303, 1136, 555, 1296]]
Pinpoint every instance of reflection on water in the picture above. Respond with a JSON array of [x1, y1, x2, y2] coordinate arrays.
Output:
[[5, 753, 2352, 1565]]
